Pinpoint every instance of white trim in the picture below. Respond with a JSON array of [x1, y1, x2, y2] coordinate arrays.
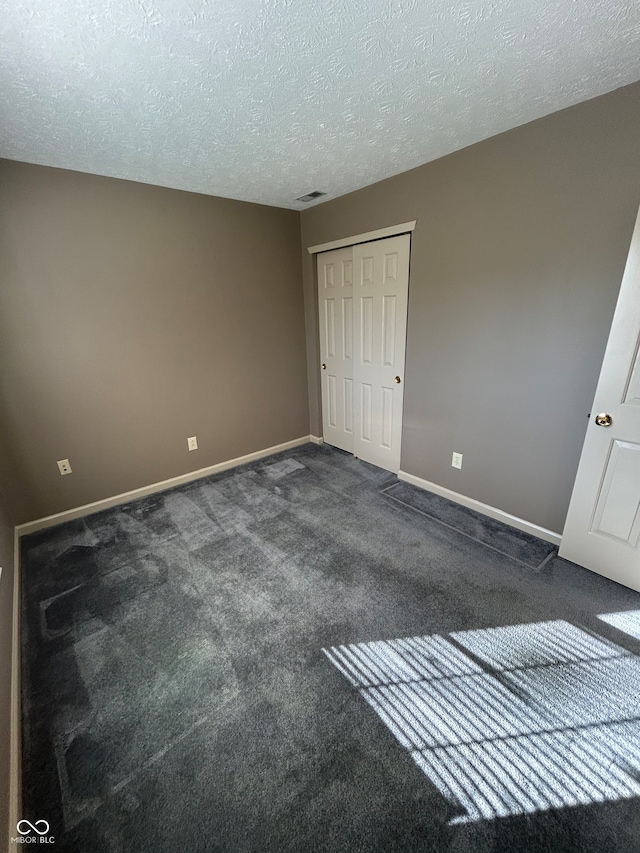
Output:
[[17, 436, 313, 536], [309, 435, 324, 445], [9, 527, 21, 849], [397, 470, 562, 545], [307, 221, 417, 254]]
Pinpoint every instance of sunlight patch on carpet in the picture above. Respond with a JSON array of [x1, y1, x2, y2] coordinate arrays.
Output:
[[323, 620, 640, 824], [598, 609, 640, 642]]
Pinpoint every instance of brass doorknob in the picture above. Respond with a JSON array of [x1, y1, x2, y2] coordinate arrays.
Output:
[[322, 363, 326, 370], [394, 376, 401, 384], [595, 413, 613, 427]]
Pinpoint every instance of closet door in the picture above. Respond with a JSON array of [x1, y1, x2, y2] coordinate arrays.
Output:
[[318, 234, 410, 473], [317, 246, 354, 453], [352, 234, 410, 472]]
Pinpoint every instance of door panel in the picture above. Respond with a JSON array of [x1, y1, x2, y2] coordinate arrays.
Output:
[[381, 387, 393, 448], [324, 298, 336, 357], [590, 440, 640, 545], [382, 295, 396, 366], [352, 234, 410, 471], [361, 296, 373, 363], [360, 383, 373, 442], [318, 247, 354, 453], [342, 297, 353, 360], [624, 343, 640, 404], [327, 374, 338, 428], [343, 378, 353, 434], [560, 207, 640, 590]]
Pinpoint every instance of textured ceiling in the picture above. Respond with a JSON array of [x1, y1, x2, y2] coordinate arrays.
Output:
[[1, 0, 639, 210]]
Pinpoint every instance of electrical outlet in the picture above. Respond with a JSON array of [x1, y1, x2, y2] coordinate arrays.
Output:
[[187, 436, 198, 452], [451, 452, 463, 470], [57, 459, 72, 475]]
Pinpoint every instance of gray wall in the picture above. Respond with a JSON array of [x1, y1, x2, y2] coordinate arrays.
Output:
[[0, 483, 15, 851], [301, 81, 640, 533], [0, 162, 309, 522]]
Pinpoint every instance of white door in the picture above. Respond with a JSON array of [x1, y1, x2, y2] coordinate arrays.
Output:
[[317, 246, 354, 453], [560, 206, 640, 592], [352, 235, 410, 471], [318, 234, 410, 473]]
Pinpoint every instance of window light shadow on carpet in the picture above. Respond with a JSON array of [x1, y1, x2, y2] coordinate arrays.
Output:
[[323, 620, 640, 824], [598, 609, 640, 642]]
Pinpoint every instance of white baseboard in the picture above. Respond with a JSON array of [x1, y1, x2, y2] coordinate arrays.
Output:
[[309, 435, 324, 445], [16, 436, 314, 537], [9, 527, 21, 848], [397, 470, 562, 546]]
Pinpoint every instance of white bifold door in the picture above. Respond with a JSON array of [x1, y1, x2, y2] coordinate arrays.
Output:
[[560, 205, 640, 592], [317, 234, 410, 473]]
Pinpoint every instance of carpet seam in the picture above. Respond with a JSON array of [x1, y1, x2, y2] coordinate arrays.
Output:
[[381, 490, 541, 571], [534, 549, 559, 573]]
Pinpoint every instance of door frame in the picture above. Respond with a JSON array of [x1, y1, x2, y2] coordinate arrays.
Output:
[[307, 220, 417, 256], [309, 221, 416, 469]]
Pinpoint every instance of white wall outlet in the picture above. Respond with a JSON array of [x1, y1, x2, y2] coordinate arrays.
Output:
[[452, 452, 463, 470], [57, 459, 72, 475], [187, 436, 198, 452]]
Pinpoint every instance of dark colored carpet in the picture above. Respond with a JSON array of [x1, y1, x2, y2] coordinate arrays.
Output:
[[20, 443, 640, 852]]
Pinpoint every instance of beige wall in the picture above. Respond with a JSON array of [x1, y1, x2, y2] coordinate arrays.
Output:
[[301, 82, 640, 533], [0, 482, 15, 851], [0, 162, 309, 522]]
